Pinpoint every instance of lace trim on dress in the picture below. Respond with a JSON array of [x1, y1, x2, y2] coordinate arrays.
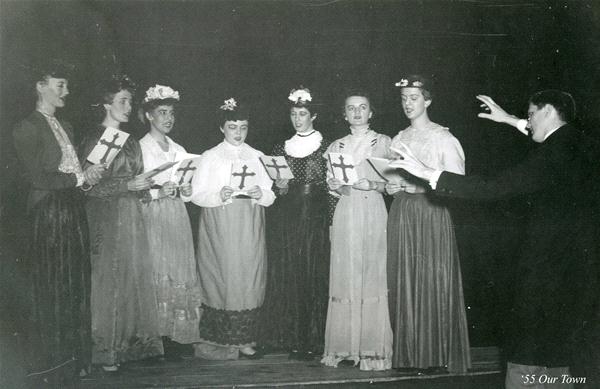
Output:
[[284, 130, 323, 158], [38, 111, 83, 177]]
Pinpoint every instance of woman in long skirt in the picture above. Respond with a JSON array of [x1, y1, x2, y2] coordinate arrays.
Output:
[[82, 75, 163, 371], [188, 98, 275, 360], [387, 75, 471, 373], [321, 90, 393, 371], [259, 87, 333, 360], [139, 84, 202, 354]]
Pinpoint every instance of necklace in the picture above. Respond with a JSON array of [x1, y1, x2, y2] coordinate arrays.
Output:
[[296, 130, 315, 138]]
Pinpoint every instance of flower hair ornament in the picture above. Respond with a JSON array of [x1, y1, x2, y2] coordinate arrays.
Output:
[[220, 97, 237, 111], [288, 87, 312, 104], [144, 84, 180, 102], [395, 77, 425, 88]]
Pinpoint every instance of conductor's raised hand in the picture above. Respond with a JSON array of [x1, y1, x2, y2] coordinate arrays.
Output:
[[247, 185, 263, 200], [476, 95, 512, 123], [220, 186, 234, 202], [128, 175, 154, 191]]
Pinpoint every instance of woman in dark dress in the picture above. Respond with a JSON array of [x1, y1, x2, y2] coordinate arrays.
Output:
[[81, 75, 163, 371], [12, 59, 104, 383], [259, 87, 333, 360]]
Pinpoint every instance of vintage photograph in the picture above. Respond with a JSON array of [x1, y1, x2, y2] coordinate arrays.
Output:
[[1, 1, 599, 388]]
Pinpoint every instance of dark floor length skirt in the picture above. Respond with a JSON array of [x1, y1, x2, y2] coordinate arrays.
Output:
[[259, 184, 330, 353], [387, 192, 471, 373], [27, 189, 91, 382]]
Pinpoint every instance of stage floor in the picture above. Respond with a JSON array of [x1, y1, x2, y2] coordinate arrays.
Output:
[[79, 347, 503, 388]]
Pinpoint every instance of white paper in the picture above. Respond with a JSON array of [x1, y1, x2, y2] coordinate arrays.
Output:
[[259, 155, 294, 180], [86, 127, 130, 166]]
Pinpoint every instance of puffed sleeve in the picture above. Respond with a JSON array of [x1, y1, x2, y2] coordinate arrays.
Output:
[[13, 120, 77, 190], [187, 152, 226, 208], [440, 133, 465, 175], [376, 134, 392, 159]]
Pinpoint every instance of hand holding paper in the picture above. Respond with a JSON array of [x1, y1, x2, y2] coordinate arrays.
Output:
[[128, 175, 154, 191], [260, 156, 294, 180], [389, 143, 435, 182], [328, 152, 358, 185]]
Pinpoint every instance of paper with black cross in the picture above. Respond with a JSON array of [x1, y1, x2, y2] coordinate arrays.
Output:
[[86, 127, 130, 166], [171, 153, 202, 186], [259, 155, 294, 180], [230, 160, 259, 196], [328, 152, 359, 185]]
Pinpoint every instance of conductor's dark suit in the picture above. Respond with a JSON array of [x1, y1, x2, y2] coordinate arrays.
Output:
[[435, 124, 599, 367]]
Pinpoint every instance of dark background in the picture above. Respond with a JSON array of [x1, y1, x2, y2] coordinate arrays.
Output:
[[1, 0, 600, 379]]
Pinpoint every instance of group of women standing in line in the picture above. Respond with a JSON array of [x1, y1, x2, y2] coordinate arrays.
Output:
[[14, 59, 471, 385]]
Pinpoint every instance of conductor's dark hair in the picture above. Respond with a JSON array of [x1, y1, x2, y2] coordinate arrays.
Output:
[[529, 89, 576, 123]]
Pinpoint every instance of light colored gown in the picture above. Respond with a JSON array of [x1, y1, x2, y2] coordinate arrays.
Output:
[[387, 122, 471, 373], [139, 134, 202, 344], [187, 140, 275, 359], [321, 129, 394, 371]]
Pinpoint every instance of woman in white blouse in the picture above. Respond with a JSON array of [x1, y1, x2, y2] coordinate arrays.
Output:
[[187, 98, 274, 360], [139, 84, 201, 356], [386, 75, 471, 373]]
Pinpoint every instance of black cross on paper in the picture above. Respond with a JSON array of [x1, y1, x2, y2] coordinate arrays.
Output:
[[177, 160, 197, 185], [99, 133, 123, 164], [331, 155, 354, 183], [265, 158, 289, 180], [232, 165, 256, 189]]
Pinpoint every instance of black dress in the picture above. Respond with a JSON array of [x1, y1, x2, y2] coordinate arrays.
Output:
[[13, 111, 91, 384], [259, 135, 335, 354]]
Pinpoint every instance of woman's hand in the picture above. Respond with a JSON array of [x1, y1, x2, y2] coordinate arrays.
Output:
[[220, 186, 234, 202], [83, 163, 106, 186], [159, 181, 177, 198], [128, 175, 154, 191], [180, 183, 192, 197], [247, 185, 263, 200], [352, 178, 374, 191], [275, 178, 289, 189], [386, 182, 403, 195], [327, 177, 343, 191]]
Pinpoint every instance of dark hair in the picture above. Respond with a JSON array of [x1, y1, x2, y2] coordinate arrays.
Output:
[[342, 89, 375, 115], [142, 97, 178, 114], [29, 58, 75, 84], [289, 101, 317, 117], [219, 101, 250, 127], [96, 74, 136, 105], [91, 74, 136, 124], [398, 74, 433, 100], [529, 89, 576, 123]]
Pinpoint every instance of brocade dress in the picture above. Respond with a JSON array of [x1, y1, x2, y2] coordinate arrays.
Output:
[[387, 122, 471, 373], [321, 129, 393, 371], [259, 130, 333, 354], [83, 127, 164, 366], [13, 111, 91, 381], [188, 141, 275, 360], [139, 134, 202, 344]]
